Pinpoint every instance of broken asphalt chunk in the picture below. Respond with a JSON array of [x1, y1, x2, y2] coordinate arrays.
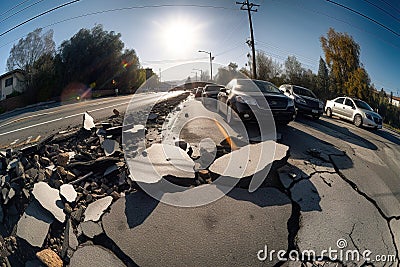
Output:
[[36, 248, 63, 267], [102, 139, 121, 157], [69, 245, 125, 267], [209, 140, 289, 182], [123, 124, 145, 135], [16, 200, 54, 247], [83, 112, 95, 131], [32, 182, 65, 223], [60, 184, 77, 203], [80, 220, 104, 238], [83, 196, 113, 222], [148, 113, 158, 121], [128, 143, 195, 184], [105, 126, 123, 136]]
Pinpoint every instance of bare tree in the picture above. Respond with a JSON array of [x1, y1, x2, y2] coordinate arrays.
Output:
[[7, 28, 55, 72]]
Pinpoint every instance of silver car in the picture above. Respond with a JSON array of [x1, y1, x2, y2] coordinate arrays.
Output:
[[325, 97, 382, 129]]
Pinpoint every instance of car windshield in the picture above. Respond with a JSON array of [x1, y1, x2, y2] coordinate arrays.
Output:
[[205, 86, 223, 92], [236, 80, 282, 94], [354, 99, 373, 111], [293, 86, 317, 98]]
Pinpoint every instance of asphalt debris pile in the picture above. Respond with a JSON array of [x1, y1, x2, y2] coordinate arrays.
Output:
[[0, 92, 190, 266]]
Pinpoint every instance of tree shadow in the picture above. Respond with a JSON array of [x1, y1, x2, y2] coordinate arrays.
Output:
[[295, 116, 378, 150], [371, 128, 400, 145]]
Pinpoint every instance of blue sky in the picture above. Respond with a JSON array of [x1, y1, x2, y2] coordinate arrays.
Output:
[[0, 0, 399, 95]]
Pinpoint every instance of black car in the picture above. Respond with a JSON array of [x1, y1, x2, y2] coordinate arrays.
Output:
[[217, 79, 296, 125], [279, 84, 324, 119], [201, 84, 225, 105], [194, 87, 204, 98]]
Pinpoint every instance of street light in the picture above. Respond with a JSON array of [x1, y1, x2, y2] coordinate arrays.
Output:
[[192, 68, 203, 81], [198, 50, 214, 81]]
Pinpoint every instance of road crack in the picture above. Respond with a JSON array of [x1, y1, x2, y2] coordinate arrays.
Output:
[[328, 154, 400, 264]]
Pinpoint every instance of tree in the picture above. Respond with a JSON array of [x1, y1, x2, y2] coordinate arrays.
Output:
[[6, 28, 55, 72], [320, 28, 360, 95], [256, 50, 282, 82], [58, 24, 140, 93], [344, 67, 370, 99], [284, 55, 303, 84], [316, 57, 330, 99], [215, 62, 240, 85]]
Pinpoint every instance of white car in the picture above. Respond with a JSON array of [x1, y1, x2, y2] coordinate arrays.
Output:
[[325, 96, 382, 129]]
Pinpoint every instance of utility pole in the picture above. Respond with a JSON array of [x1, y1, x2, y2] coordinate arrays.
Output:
[[237, 0, 259, 79], [198, 50, 214, 81]]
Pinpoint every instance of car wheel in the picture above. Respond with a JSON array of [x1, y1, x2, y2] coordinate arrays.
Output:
[[326, 108, 332, 117], [354, 114, 362, 127]]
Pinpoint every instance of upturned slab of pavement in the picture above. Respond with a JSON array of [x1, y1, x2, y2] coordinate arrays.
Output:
[[102, 185, 292, 266], [209, 140, 289, 190], [127, 143, 195, 183]]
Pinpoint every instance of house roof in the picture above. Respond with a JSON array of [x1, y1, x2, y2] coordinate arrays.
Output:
[[0, 69, 25, 80], [392, 95, 400, 102]]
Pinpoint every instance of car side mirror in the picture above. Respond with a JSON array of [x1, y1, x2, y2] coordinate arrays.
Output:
[[220, 88, 227, 93]]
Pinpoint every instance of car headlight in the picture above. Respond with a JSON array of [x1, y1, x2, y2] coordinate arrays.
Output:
[[295, 97, 306, 104], [319, 101, 324, 109], [365, 113, 372, 120], [287, 98, 294, 107], [236, 95, 257, 105]]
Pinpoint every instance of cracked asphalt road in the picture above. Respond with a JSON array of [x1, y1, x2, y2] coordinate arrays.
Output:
[[3, 94, 400, 266], [278, 114, 400, 266], [100, 98, 400, 266]]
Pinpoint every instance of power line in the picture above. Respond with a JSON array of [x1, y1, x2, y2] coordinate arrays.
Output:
[[0, 0, 81, 37], [363, 0, 400, 23], [255, 40, 317, 66], [325, 0, 400, 37], [0, 3, 239, 38], [0, 4, 240, 48], [1, 0, 46, 24], [280, 0, 400, 50], [0, 0, 31, 17], [215, 41, 245, 57], [377, 0, 400, 15]]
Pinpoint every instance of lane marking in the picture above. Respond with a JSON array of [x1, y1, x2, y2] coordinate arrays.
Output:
[[0, 93, 157, 129], [0, 92, 176, 137], [0, 100, 132, 136]]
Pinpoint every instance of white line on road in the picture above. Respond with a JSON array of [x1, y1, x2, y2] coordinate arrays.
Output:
[[0, 100, 131, 136], [0, 92, 176, 137]]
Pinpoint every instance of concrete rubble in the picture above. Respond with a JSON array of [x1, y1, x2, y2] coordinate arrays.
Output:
[[83, 112, 95, 130], [0, 93, 189, 266], [16, 200, 54, 247], [83, 196, 113, 222], [60, 184, 77, 203], [32, 182, 65, 223]]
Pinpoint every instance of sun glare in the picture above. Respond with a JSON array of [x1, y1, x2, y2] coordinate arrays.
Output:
[[159, 18, 199, 55]]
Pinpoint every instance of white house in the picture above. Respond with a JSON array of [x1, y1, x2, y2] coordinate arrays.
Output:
[[0, 69, 25, 100], [391, 96, 400, 107]]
